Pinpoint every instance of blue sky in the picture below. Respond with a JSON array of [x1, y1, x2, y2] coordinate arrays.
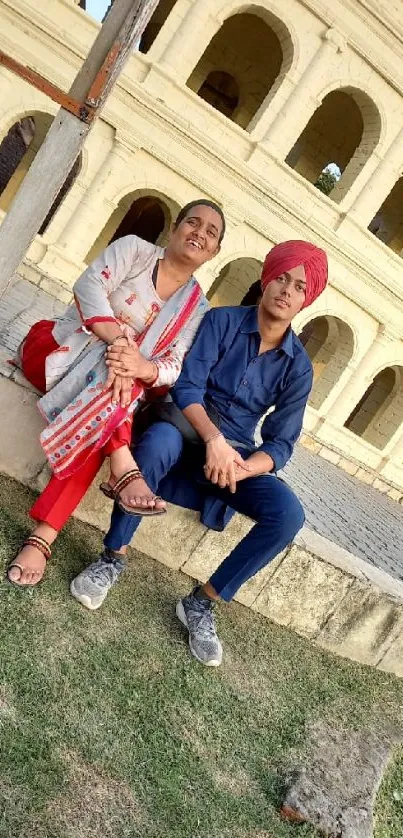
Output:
[[85, 0, 110, 21]]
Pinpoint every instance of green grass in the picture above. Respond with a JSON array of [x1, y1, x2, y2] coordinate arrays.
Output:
[[1, 475, 403, 838]]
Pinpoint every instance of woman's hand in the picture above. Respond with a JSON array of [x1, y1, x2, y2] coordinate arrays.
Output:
[[204, 435, 250, 494], [106, 343, 156, 383], [100, 338, 133, 406], [103, 364, 134, 407], [111, 373, 133, 408]]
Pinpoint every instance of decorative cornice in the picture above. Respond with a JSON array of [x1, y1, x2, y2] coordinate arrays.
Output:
[[105, 80, 403, 308], [323, 27, 347, 52], [300, 0, 403, 97], [2, 0, 403, 336], [376, 324, 402, 344]]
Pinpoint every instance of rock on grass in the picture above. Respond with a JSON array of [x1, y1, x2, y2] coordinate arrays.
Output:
[[281, 720, 403, 837]]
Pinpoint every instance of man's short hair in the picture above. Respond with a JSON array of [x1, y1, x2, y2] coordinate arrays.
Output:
[[241, 280, 261, 306]]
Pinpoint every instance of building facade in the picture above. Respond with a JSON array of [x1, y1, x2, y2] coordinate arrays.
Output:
[[1, 0, 403, 492]]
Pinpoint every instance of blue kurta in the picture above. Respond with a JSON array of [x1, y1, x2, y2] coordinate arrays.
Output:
[[104, 306, 312, 557], [168, 305, 313, 530], [172, 305, 313, 470]]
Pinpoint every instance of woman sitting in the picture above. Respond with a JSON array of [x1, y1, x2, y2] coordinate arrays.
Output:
[[7, 199, 225, 587]]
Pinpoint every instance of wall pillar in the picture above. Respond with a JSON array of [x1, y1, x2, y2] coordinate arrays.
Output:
[[248, 75, 298, 143], [324, 326, 396, 428], [158, 3, 221, 82], [146, 0, 194, 64], [345, 128, 403, 228], [252, 28, 346, 163], [386, 426, 403, 463], [38, 139, 137, 280]]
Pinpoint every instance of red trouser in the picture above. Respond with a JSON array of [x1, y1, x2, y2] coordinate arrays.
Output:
[[22, 321, 130, 531]]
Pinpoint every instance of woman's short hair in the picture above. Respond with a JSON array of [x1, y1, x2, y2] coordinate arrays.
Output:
[[175, 200, 226, 243]]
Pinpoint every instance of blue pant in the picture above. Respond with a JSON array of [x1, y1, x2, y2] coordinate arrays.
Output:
[[104, 422, 305, 602]]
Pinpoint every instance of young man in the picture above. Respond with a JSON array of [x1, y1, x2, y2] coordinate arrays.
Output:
[[71, 240, 328, 667]]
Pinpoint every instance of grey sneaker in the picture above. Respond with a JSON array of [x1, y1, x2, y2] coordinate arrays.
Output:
[[176, 588, 223, 666], [70, 549, 125, 610]]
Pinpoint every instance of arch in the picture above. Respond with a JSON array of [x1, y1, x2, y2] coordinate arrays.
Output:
[[0, 98, 57, 141], [208, 257, 263, 306], [186, 6, 294, 130], [138, 0, 178, 53], [39, 154, 82, 235], [345, 366, 403, 449], [85, 189, 180, 263], [198, 71, 240, 119], [0, 111, 82, 230], [368, 177, 403, 256], [299, 315, 355, 409], [286, 86, 382, 202]]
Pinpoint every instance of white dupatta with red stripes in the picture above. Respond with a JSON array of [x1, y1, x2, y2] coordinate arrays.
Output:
[[39, 279, 206, 479]]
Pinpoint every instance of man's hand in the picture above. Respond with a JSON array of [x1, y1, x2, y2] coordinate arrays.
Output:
[[234, 450, 275, 482], [204, 435, 250, 494]]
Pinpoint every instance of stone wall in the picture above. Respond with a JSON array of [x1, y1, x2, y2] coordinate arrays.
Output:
[[1, 0, 403, 488], [1, 367, 403, 679]]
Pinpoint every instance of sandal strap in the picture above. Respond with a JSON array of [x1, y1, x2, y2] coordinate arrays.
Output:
[[23, 535, 52, 561], [114, 469, 143, 496]]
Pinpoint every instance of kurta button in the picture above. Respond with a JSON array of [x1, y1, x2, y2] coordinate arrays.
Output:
[[243, 379, 248, 385]]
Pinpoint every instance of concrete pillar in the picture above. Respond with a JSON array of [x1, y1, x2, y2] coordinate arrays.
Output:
[[249, 75, 298, 142], [159, 2, 221, 82], [36, 139, 137, 282], [325, 327, 396, 427], [47, 139, 135, 264], [146, 0, 193, 64], [259, 28, 346, 161], [386, 425, 403, 463], [347, 128, 403, 228]]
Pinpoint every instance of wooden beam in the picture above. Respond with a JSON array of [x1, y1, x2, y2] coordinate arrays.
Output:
[[0, 50, 86, 120], [0, 0, 160, 296]]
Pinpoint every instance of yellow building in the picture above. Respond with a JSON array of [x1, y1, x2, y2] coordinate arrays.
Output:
[[1, 0, 403, 493]]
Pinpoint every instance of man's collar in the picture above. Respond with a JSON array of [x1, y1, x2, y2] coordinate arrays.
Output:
[[240, 307, 294, 357]]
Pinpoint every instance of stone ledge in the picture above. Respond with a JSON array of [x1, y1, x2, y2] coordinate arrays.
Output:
[[1, 374, 403, 678], [300, 433, 403, 504]]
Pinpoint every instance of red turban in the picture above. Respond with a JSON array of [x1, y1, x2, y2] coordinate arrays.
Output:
[[261, 240, 328, 309]]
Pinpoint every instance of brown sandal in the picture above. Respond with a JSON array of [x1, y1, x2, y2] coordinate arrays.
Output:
[[99, 469, 166, 517], [6, 535, 51, 587]]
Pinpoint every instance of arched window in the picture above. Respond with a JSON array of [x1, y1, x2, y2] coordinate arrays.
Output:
[[345, 366, 403, 449], [139, 0, 177, 53], [208, 258, 263, 307], [0, 114, 82, 233], [299, 316, 355, 409], [198, 71, 239, 119], [286, 88, 381, 202], [368, 178, 403, 255], [110, 196, 166, 244], [86, 192, 179, 263], [0, 118, 35, 210], [187, 11, 291, 129]]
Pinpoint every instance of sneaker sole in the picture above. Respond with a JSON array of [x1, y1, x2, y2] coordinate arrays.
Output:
[[175, 601, 222, 667], [69, 579, 106, 611]]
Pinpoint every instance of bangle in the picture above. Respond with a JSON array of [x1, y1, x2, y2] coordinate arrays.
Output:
[[205, 431, 223, 444], [108, 334, 128, 347], [143, 362, 158, 386]]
